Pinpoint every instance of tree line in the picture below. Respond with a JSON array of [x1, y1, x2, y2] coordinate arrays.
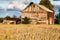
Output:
[[0, 15, 30, 24], [55, 9, 60, 24]]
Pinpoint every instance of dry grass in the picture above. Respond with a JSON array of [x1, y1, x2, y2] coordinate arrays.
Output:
[[0, 24, 60, 40]]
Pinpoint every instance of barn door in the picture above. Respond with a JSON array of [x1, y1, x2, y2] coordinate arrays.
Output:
[[48, 13, 53, 24], [49, 17, 53, 24]]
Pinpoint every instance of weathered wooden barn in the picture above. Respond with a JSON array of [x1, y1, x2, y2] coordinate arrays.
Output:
[[22, 2, 54, 24]]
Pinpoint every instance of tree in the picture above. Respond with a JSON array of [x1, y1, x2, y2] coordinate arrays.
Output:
[[19, 16, 21, 19], [58, 9, 60, 24], [55, 9, 60, 24], [55, 14, 59, 24], [0, 18, 4, 23], [13, 15, 17, 18], [22, 17, 30, 24], [5, 16, 11, 18], [39, 0, 54, 11]]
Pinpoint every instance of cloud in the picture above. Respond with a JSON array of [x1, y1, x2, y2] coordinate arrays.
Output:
[[6, 0, 27, 10], [51, 1, 60, 6]]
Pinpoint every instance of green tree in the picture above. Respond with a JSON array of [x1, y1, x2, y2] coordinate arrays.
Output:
[[5, 16, 11, 19], [19, 16, 21, 19], [58, 9, 60, 24], [55, 14, 59, 24], [22, 17, 30, 24], [13, 15, 17, 18], [55, 9, 60, 24], [39, 0, 54, 11], [0, 18, 4, 23]]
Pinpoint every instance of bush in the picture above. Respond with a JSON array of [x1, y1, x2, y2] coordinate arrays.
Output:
[[22, 17, 30, 24], [55, 19, 58, 24], [0, 18, 4, 23]]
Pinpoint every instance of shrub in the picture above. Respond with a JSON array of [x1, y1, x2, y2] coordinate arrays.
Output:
[[0, 18, 4, 23], [22, 17, 30, 24]]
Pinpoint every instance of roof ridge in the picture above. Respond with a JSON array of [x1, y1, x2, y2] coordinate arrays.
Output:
[[22, 3, 53, 13]]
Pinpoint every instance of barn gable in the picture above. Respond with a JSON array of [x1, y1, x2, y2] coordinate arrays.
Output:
[[22, 2, 53, 13], [21, 2, 54, 24]]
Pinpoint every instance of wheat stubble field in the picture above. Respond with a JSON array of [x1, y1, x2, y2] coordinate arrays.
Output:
[[0, 24, 60, 40]]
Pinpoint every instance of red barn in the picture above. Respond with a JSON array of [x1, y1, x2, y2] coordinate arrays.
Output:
[[22, 2, 54, 24]]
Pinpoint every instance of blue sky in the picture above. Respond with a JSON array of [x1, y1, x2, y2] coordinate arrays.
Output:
[[0, 0, 60, 7], [0, 0, 60, 18], [0, 0, 39, 7]]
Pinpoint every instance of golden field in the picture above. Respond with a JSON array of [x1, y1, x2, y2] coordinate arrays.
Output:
[[0, 23, 60, 40]]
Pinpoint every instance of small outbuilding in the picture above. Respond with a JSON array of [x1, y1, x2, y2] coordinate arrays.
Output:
[[3, 18, 21, 24]]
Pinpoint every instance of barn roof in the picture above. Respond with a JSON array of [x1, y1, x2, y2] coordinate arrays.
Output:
[[22, 2, 34, 11], [22, 2, 53, 13], [38, 5, 53, 13], [5, 18, 21, 21]]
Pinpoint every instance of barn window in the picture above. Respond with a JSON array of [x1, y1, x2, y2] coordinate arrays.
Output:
[[33, 4, 35, 8]]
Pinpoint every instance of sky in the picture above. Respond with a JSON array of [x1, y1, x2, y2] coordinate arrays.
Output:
[[0, 0, 39, 8], [0, 0, 60, 8], [0, 0, 60, 18]]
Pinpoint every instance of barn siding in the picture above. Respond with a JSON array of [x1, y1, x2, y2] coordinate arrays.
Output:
[[22, 4, 54, 24]]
